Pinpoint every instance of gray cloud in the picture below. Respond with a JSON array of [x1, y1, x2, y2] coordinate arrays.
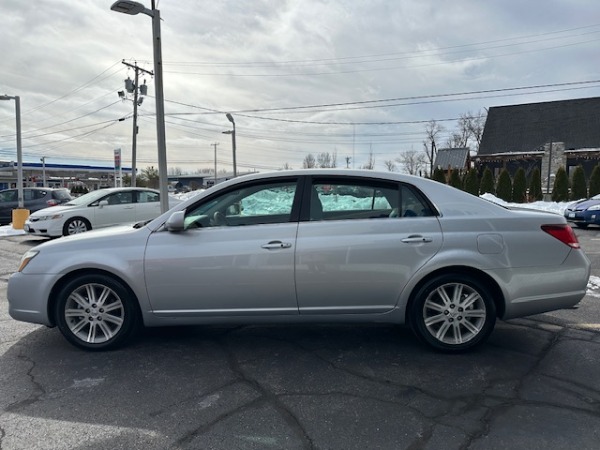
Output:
[[1, 0, 599, 172]]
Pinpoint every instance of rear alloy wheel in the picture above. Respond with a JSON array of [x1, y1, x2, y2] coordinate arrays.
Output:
[[410, 274, 496, 352], [63, 217, 91, 236], [55, 274, 140, 350]]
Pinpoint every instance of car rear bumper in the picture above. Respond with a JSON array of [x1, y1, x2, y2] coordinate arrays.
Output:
[[496, 250, 591, 319]]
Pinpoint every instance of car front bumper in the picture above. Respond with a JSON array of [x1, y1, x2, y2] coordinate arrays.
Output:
[[565, 210, 600, 225], [8, 272, 57, 326], [23, 220, 63, 237]]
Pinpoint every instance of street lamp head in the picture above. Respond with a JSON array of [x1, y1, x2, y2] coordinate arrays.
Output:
[[0, 95, 15, 101], [222, 130, 233, 135], [226, 113, 235, 124], [110, 1, 149, 16]]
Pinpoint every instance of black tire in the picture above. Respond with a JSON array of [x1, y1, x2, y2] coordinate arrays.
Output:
[[409, 273, 496, 352], [574, 223, 588, 229], [54, 274, 140, 351], [63, 217, 91, 236]]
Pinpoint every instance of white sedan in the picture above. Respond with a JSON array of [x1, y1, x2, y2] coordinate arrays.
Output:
[[24, 187, 179, 237]]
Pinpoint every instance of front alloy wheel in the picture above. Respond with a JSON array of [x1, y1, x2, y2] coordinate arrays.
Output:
[[410, 274, 496, 352], [63, 217, 90, 236], [55, 274, 139, 350]]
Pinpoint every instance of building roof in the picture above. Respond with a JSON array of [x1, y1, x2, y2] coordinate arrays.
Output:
[[478, 96, 600, 156], [434, 147, 470, 169]]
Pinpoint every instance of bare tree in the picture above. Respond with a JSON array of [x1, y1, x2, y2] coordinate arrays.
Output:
[[397, 150, 426, 175], [446, 132, 467, 149], [361, 150, 376, 170], [384, 160, 397, 172], [445, 110, 487, 150], [303, 153, 317, 168], [467, 109, 486, 151], [315, 151, 338, 168], [317, 152, 330, 168], [281, 162, 293, 170]]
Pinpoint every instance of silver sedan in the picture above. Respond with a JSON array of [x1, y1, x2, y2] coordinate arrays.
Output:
[[7, 169, 590, 352]]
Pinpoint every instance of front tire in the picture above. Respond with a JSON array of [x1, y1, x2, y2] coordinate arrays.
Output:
[[54, 274, 140, 351], [63, 217, 91, 236], [409, 274, 496, 352]]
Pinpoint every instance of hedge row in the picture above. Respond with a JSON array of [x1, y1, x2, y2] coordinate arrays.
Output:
[[432, 164, 600, 203]]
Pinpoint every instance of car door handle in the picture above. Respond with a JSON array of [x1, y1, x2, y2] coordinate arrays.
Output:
[[401, 235, 433, 243], [261, 241, 292, 250], [123, 206, 134, 209]]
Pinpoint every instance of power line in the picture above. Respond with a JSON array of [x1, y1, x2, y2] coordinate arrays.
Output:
[[163, 23, 600, 68], [163, 37, 600, 77]]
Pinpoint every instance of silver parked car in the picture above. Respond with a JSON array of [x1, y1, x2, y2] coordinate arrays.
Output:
[[7, 169, 590, 352]]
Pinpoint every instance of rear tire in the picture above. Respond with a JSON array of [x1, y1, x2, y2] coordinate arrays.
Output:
[[54, 274, 140, 351], [409, 273, 496, 352], [574, 223, 588, 229]]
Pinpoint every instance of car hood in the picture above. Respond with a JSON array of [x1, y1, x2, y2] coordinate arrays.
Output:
[[28, 204, 78, 217], [32, 224, 150, 252], [567, 199, 600, 210]]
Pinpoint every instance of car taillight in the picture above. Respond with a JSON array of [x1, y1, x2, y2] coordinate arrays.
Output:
[[541, 224, 580, 249], [46, 199, 58, 206]]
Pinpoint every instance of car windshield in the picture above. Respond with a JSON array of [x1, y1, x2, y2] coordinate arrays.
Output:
[[63, 189, 116, 206]]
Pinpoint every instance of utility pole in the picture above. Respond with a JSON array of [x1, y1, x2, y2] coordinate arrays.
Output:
[[120, 60, 153, 187], [430, 139, 436, 177], [212, 142, 219, 185]]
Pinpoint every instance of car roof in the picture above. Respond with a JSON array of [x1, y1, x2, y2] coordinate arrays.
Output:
[[0, 187, 68, 193], [93, 187, 159, 192]]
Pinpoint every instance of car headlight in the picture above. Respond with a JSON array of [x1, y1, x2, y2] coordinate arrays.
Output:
[[587, 204, 600, 211], [35, 214, 64, 221], [17, 250, 39, 272]]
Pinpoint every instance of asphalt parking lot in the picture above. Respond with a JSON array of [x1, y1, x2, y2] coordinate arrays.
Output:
[[1, 231, 600, 450]]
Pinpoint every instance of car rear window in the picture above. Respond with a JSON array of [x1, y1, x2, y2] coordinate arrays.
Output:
[[53, 189, 72, 200]]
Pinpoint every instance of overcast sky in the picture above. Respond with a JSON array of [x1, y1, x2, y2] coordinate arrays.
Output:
[[1, 0, 599, 175]]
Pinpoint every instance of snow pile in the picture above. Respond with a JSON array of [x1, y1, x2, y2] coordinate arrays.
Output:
[[480, 193, 572, 215]]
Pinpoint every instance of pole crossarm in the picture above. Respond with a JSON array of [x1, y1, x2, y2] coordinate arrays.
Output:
[[121, 60, 154, 77]]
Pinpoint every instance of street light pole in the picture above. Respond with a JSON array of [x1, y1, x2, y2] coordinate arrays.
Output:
[[111, 1, 169, 213], [211, 142, 219, 185], [41, 156, 46, 186], [225, 113, 237, 177], [0, 95, 24, 208]]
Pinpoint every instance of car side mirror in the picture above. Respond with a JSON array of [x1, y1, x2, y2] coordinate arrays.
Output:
[[98, 200, 109, 208], [165, 210, 185, 232]]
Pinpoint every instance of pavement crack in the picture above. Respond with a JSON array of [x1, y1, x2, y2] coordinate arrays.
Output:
[[5, 351, 46, 413], [176, 339, 315, 449], [0, 420, 6, 450], [459, 323, 566, 448]]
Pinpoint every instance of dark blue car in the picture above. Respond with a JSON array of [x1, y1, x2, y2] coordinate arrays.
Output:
[[0, 187, 72, 225], [564, 194, 600, 228]]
